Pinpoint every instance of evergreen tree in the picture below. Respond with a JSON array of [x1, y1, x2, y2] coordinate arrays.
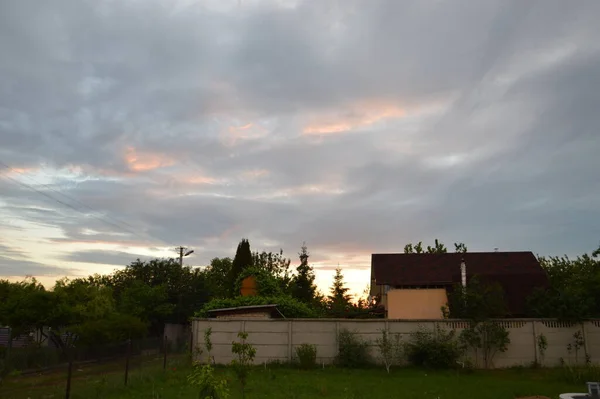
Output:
[[327, 266, 352, 317], [291, 243, 317, 304], [228, 239, 253, 296]]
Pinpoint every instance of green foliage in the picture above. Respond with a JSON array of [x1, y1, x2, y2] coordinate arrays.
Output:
[[403, 239, 449, 254], [553, 363, 600, 385], [231, 331, 256, 398], [327, 267, 353, 317], [527, 247, 600, 320], [235, 267, 282, 297], [444, 276, 507, 321], [204, 327, 213, 364], [459, 321, 510, 369], [108, 258, 211, 330], [198, 295, 317, 318], [252, 249, 293, 294], [403, 326, 462, 369], [229, 239, 253, 297], [117, 280, 175, 326], [566, 330, 585, 363], [187, 364, 229, 399], [537, 333, 548, 366], [375, 329, 403, 373], [454, 243, 468, 253], [335, 329, 371, 368], [291, 243, 318, 305], [0, 277, 54, 339], [204, 257, 233, 299], [295, 343, 317, 369]]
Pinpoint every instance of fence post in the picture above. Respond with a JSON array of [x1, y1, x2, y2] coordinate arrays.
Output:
[[65, 352, 73, 399], [124, 339, 131, 386], [163, 335, 168, 370]]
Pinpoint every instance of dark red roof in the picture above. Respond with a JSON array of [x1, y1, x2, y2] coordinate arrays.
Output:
[[371, 252, 549, 316]]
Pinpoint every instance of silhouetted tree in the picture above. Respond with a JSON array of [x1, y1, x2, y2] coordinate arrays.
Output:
[[291, 243, 317, 304], [228, 239, 253, 296], [327, 267, 352, 317]]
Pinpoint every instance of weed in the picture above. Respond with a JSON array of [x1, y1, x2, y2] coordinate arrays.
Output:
[[295, 344, 317, 370], [335, 329, 371, 368]]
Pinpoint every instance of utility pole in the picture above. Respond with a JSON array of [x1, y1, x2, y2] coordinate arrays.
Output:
[[175, 246, 194, 267]]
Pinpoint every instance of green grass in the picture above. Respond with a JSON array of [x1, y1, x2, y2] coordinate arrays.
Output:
[[0, 362, 587, 399]]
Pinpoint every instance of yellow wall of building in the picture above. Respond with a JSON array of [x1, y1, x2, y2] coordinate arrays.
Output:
[[386, 288, 448, 319]]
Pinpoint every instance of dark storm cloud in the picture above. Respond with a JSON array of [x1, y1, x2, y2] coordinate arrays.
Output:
[[0, 0, 599, 278]]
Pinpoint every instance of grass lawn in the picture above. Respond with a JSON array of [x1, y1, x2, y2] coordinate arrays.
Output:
[[0, 362, 585, 399]]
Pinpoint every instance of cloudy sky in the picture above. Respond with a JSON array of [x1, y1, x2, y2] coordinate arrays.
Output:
[[1, 0, 599, 296]]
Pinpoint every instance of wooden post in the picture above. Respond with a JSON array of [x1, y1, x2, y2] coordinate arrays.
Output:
[[65, 356, 73, 399], [124, 339, 131, 386]]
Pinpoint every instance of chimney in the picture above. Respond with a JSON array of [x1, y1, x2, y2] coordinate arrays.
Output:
[[460, 258, 467, 289]]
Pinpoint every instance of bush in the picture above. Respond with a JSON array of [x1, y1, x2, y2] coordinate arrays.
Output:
[[295, 343, 317, 369], [459, 321, 510, 369], [197, 295, 317, 318], [335, 329, 371, 368], [187, 363, 229, 399], [231, 331, 256, 398], [403, 326, 462, 369], [375, 329, 403, 373]]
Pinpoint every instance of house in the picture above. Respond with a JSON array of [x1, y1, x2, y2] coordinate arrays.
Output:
[[206, 304, 285, 320], [370, 251, 548, 319]]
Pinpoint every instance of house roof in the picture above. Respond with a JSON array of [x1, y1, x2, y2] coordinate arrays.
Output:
[[371, 251, 549, 316], [206, 304, 285, 318]]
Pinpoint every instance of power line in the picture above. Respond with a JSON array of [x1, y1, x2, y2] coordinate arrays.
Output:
[[0, 163, 168, 247], [0, 160, 139, 231]]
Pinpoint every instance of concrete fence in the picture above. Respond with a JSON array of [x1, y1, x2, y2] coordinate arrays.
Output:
[[191, 318, 600, 368]]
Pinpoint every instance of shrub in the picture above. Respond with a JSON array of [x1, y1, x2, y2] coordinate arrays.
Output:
[[187, 363, 229, 399], [295, 343, 317, 369], [335, 329, 371, 368], [537, 333, 548, 366], [197, 295, 316, 318], [231, 332, 256, 398], [404, 326, 462, 369], [375, 329, 403, 373], [459, 321, 510, 369]]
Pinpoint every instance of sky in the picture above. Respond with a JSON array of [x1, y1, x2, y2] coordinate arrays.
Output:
[[1, 0, 599, 297]]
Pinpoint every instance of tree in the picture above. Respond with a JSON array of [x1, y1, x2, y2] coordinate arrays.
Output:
[[0, 277, 55, 341], [327, 267, 353, 317], [228, 239, 253, 296], [443, 276, 507, 321], [526, 247, 600, 320], [291, 243, 318, 304], [454, 242, 468, 253], [252, 249, 293, 294], [404, 239, 448, 254], [427, 239, 447, 253], [204, 257, 233, 299], [108, 258, 210, 333]]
